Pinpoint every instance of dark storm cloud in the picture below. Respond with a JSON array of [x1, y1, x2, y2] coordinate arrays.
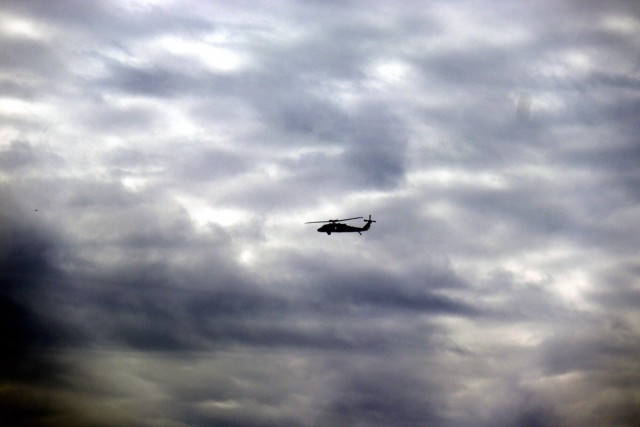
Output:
[[310, 267, 478, 316], [0, 140, 49, 171], [100, 61, 194, 98], [277, 104, 409, 190], [326, 365, 447, 427], [0, 205, 58, 366], [0, 36, 62, 73], [557, 108, 640, 172], [38, 244, 469, 354], [421, 45, 523, 90], [536, 323, 640, 426], [343, 104, 408, 187], [0, 192, 86, 424], [589, 260, 640, 314], [0, 182, 261, 355]]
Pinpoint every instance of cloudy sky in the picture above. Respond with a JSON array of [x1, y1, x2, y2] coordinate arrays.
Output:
[[1, 0, 639, 426]]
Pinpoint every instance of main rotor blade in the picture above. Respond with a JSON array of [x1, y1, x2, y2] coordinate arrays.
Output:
[[305, 216, 363, 224], [335, 216, 363, 222]]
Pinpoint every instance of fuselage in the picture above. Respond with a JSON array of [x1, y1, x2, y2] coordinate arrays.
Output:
[[317, 223, 361, 234], [317, 219, 373, 235]]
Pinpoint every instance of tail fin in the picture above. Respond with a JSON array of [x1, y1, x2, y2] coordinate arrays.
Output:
[[362, 215, 376, 231]]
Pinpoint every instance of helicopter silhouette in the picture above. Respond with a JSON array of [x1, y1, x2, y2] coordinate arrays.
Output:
[[305, 215, 376, 235]]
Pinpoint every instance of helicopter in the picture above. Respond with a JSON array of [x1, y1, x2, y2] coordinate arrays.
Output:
[[305, 215, 376, 235]]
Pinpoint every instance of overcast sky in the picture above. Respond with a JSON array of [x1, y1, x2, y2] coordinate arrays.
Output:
[[1, 0, 639, 426]]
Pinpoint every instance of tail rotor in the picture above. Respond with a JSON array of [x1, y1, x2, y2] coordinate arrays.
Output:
[[362, 215, 376, 231]]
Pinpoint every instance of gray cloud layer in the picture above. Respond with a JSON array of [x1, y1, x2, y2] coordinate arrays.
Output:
[[1, 0, 639, 426]]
